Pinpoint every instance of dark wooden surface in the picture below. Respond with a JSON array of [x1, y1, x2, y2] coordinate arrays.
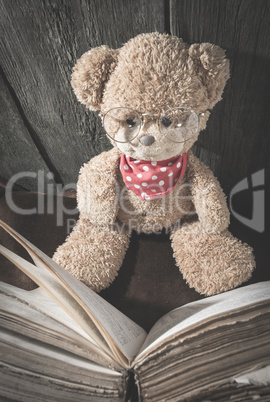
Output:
[[171, 0, 270, 194], [0, 0, 269, 197], [0, 0, 165, 190]]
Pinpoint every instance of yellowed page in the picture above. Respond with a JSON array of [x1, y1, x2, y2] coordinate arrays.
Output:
[[0, 282, 95, 342], [136, 281, 270, 360], [0, 244, 112, 355], [0, 220, 147, 365], [0, 284, 117, 368], [1, 328, 122, 378]]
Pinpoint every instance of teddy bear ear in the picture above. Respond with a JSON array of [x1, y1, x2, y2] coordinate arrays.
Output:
[[71, 46, 119, 111], [189, 43, 230, 108]]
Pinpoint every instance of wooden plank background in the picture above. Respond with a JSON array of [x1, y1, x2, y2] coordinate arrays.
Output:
[[171, 0, 270, 194], [0, 0, 269, 199]]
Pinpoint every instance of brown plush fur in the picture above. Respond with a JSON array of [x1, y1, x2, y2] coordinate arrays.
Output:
[[53, 33, 255, 296], [53, 217, 130, 292]]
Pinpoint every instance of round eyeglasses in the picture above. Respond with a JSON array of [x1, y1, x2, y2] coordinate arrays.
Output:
[[100, 107, 205, 144]]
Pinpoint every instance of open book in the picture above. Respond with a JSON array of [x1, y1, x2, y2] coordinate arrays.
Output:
[[0, 220, 270, 401]]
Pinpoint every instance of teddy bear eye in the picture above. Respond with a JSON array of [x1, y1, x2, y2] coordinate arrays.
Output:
[[126, 118, 136, 128], [161, 117, 172, 127]]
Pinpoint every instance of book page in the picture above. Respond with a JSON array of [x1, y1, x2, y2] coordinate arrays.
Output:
[[0, 244, 112, 355], [137, 281, 270, 358], [0, 220, 147, 365], [0, 327, 121, 378], [234, 365, 270, 386], [0, 283, 118, 368], [30, 252, 147, 364], [0, 282, 93, 342]]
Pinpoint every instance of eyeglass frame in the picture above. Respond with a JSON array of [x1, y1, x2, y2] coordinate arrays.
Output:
[[99, 106, 207, 144]]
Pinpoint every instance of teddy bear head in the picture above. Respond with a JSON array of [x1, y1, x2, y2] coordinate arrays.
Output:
[[71, 32, 229, 161]]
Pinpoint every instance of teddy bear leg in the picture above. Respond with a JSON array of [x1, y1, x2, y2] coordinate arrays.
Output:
[[53, 217, 131, 292], [170, 221, 255, 296]]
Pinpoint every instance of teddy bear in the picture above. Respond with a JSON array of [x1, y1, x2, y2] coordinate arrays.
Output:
[[53, 32, 255, 296]]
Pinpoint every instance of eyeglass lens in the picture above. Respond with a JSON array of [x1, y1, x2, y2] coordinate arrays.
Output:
[[103, 108, 141, 143], [159, 108, 199, 143], [103, 107, 199, 143]]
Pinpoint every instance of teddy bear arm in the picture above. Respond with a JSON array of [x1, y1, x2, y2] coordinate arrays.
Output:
[[187, 153, 230, 232], [77, 150, 120, 225]]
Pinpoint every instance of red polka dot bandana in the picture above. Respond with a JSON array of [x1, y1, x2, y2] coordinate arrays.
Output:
[[120, 153, 188, 200]]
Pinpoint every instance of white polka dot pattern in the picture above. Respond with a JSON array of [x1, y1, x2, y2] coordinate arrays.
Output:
[[120, 153, 188, 201]]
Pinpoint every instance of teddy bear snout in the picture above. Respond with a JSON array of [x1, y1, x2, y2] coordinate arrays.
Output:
[[139, 135, 155, 146]]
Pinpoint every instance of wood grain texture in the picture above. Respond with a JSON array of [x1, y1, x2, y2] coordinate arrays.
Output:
[[0, 70, 53, 191], [170, 0, 270, 194], [1, 0, 269, 198], [0, 0, 165, 188]]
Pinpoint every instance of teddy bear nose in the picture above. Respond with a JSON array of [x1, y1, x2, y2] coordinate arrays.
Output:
[[139, 135, 155, 146]]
